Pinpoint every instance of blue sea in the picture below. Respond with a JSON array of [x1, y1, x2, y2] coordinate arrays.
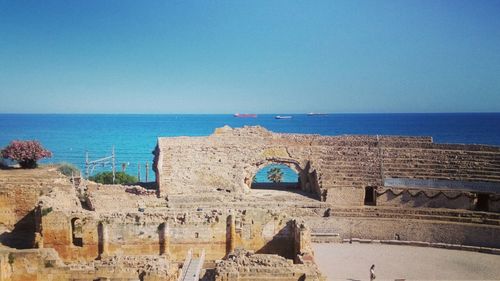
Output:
[[1, 113, 499, 182]]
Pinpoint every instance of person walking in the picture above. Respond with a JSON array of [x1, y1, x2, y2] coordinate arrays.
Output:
[[370, 264, 376, 281]]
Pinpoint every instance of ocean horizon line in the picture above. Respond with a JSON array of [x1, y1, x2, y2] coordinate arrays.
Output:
[[0, 112, 499, 115]]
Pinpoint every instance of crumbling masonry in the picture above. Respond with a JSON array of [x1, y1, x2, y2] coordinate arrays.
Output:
[[154, 126, 500, 211], [0, 126, 499, 281]]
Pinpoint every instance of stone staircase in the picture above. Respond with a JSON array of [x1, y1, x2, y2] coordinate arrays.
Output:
[[179, 249, 205, 281], [382, 148, 500, 183], [310, 143, 500, 190], [326, 206, 500, 226]]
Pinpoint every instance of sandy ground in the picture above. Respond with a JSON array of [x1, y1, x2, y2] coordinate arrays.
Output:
[[313, 243, 500, 281]]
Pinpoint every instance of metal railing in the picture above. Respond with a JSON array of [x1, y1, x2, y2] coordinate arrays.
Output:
[[178, 249, 193, 281], [193, 249, 205, 281], [178, 248, 205, 281]]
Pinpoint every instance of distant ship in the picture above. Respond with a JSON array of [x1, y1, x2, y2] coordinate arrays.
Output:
[[275, 115, 292, 119], [307, 112, 328, 116], [233, 113, 257, 118]]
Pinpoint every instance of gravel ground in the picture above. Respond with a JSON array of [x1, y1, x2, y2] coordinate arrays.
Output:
[[313, 243, 500, 281]]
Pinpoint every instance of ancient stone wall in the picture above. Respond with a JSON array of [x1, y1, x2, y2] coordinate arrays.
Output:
[[375, 187, 475, 210], [39, 210, 99, 261], [154, 126, 500, 208], [0, 167, 72, 249], [292, 220, 314, 264], [214, 249, 325, 281], [0, 247, 66, 281], [307, 216, 500, 248], [39, 199, 300, 264], [0, 246, 178, 281], [3, 163, 500, 280]]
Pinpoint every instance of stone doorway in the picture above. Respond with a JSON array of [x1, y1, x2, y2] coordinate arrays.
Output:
[[71, 218, 83, 247], [475, 193, 489, 211], [364, 187, 376, 206]]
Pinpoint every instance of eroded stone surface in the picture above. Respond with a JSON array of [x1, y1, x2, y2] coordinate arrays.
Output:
[[154, 126, 500, 209], [215, 249, 324, 281], [1, 126, 500, 280]]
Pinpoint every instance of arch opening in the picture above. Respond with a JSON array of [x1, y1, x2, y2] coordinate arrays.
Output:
[[71, 218, 83, 247], [244, 159, 321, 200], [251, 164, 299, 190]]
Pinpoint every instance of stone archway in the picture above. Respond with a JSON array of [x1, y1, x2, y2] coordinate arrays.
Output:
[[70, 217, 83, 247], [251, 163, 300, 190], [244, 157, 321, 199]]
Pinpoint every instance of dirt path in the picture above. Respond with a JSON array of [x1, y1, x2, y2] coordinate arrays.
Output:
[[313, 243, 500, 280]]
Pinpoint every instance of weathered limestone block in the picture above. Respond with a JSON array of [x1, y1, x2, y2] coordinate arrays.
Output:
[[292, 220, 314, 264], [324, 186, 364, 206]]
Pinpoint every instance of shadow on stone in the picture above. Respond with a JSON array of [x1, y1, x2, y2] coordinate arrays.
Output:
[[255, 221, 295, 260], [135, 182, 158, 190], [0, 210, 36, 249]]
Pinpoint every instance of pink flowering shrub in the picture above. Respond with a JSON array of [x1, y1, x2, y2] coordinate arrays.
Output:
[[1, 140, 52, 169]]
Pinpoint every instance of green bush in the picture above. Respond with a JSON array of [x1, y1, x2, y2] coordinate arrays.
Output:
[[58, 162, 80, 177], [89, 171, 137, 185]]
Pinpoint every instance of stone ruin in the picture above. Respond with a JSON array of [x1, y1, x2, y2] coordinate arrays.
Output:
[[214, 248, 323, 281], [154, 125, 500, 211], [0, 166, 321, 280], [0, 125, 500, 280]]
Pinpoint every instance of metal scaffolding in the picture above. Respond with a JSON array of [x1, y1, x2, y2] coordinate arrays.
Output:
[[85, 146, 116, 184]]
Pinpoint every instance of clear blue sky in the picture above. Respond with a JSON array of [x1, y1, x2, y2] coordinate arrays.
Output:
[[1, 0, 499, 114]]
